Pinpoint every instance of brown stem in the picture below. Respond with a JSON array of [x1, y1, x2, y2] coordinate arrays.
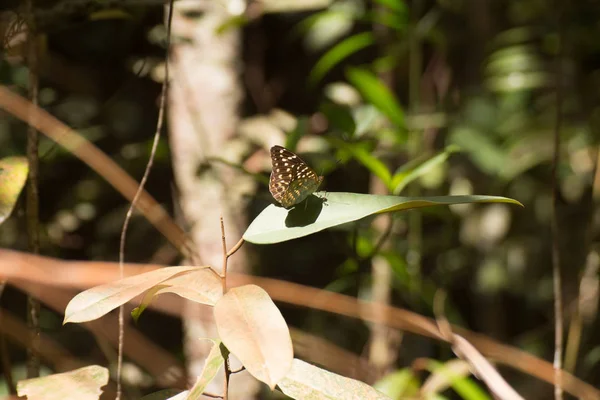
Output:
[[220, 216, 228, 293], [25, 0, 41, 379], [226, 238, 245, 258], [223, 354, 230, 400]]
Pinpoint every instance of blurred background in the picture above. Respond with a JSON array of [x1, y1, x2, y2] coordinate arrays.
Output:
[[0, 0, 599, 399]]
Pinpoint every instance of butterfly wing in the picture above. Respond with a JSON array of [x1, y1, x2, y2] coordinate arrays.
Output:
[[279, 175, 323, 208], [269, 145, 322, 208]]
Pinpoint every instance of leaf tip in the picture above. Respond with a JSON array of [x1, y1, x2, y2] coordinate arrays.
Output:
[[131, 306, 144, 324]]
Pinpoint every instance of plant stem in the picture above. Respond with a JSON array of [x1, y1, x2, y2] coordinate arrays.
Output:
[[25, 0, 41, 379]]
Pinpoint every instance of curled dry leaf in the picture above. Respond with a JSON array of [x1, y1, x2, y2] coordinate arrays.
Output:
[[214, 284, 293, 389], [131, 268, 223, 322], [64, 266, 219, 324]]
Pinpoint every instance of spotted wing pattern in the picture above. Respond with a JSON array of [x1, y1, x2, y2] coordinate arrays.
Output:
[[269, 145, 323, 208]]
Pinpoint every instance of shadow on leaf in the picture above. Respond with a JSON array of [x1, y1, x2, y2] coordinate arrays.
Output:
[[284, 195, 326, 227]]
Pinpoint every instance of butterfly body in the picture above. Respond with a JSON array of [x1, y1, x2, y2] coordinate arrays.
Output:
[[269, 145, 323, 208]]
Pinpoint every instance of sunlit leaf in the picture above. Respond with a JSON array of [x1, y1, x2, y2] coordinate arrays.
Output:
[[391, 145, 460, 194], [310, 32, 375, 85], [305, 11, 356, 51], [485, 46, 542, 76], [278, 358, 391, 399], [421, 359, 473, 395], [374, 369, 420, 399], [263, 0, 332, 13], [244, 192, 522, 244], [485, 72, 551, 92], [449, 126, 506, 175], [346, 67, 405, 128], [216, 15, 249, 35], [214, 285, 293, 389], [64, 266, 214, 324], [186, 340, 226, 400], [0, 156, 28, 225], [17, 365, 108, 400], [424, 360, 491, 400], [328, 137, 392, 186]]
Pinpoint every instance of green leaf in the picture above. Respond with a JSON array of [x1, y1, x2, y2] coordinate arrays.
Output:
[[346, 67, 405, 128], [320, 102, 356, 136], [328, 137, 392, 187], [17, 365, 109, 400], [243, 192, 523, 244], [185, 340, 226, 399], [373, 0, 407, 13], [131, 285, 165, 323], [425, 360, 491, 400], [310, 32, 375, 86], [0, 156, 28, 225], [216, 15, 250, 35], [449, 127, 506, 175], [373, 369, 420, 399], [364, 7, 408, 31], [391, 145, 460, 194], [278, 358, 391, 399], [262, 0, 332, 13]]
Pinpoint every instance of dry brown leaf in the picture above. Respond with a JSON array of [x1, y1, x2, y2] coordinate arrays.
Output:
[[17, 365, 108, 400], [214, 284, 293, 389]]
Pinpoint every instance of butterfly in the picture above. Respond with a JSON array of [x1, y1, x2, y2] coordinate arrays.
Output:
[[269, 145, 323, 208]]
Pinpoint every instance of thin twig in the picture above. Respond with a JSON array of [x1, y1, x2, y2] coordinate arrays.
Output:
[[116, 1, 175, 398], [551, 7, 564, 400], [230, 366, 245, 374], [226, 238, 245, 258], [219, 217, 243, 399], [218, 216, 239, 399], [220, 215, 228, 293], [25, 0, 41, 379]]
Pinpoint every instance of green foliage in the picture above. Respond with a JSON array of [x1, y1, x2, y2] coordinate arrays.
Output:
[[310, 32, 375, 85], [346, 67, 405, 128]]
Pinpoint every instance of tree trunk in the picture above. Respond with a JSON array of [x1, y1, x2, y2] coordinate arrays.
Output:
[[168, 1, 257, 398]]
